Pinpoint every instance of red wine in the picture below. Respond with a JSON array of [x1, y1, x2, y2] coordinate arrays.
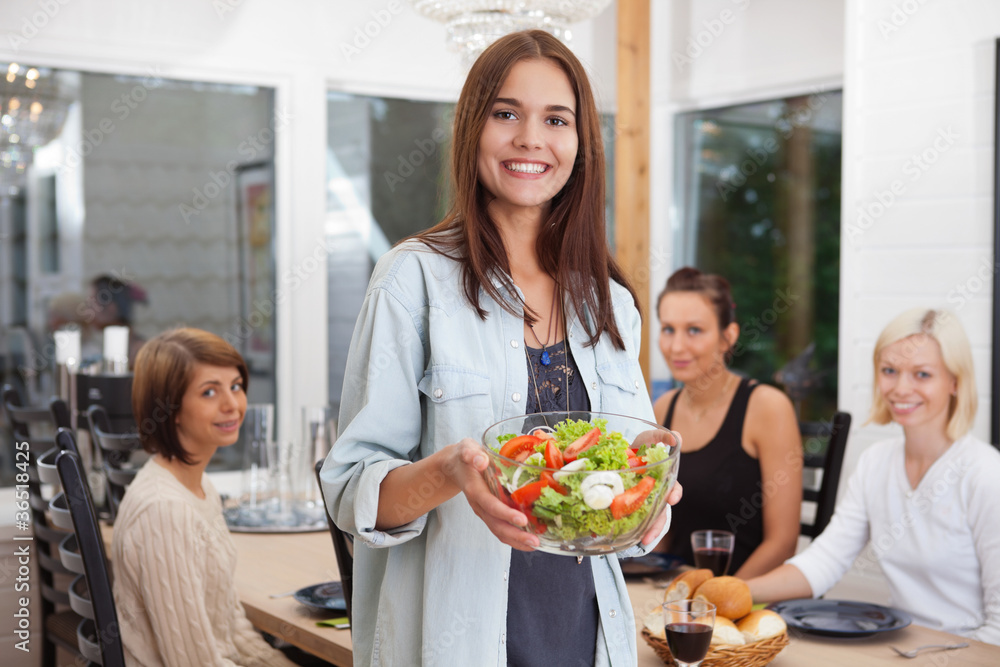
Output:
[[693, 546, 732, 576], [665, 622, 713, 663]]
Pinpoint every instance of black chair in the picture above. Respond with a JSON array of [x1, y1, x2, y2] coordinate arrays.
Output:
[[800, 411, 852, 539], [314, 459, 353, 627], [2, 384, 84, 667], [86, 404, 144, 522], [54, 430, 126, 667]]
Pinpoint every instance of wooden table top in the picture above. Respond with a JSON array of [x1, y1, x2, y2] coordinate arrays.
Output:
[[230, 530, 352, 666], [102, 526, 1000, 666], [628, 579, 1000, 666]]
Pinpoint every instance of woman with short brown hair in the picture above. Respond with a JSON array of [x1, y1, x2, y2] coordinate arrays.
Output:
[[114, 327, 297, 666]]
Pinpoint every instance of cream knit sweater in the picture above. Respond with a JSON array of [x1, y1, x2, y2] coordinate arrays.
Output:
[[112, 457, 299, 667]]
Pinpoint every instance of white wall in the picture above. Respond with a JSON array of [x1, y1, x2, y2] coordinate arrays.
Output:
[[839, 0, 997, 470], [0, 0, 615, 442]]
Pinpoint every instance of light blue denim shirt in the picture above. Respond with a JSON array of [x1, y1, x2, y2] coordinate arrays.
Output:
[[321, 242, 670, 667]]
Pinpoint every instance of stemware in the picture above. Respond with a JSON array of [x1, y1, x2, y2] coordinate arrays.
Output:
[[691, 529, 735, 576], [664, 599, 716, 667], [294, 405, 338, 523]]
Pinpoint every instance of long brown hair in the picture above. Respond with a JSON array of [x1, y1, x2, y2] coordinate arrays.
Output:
[[411, 30, 637, 349], [132, 327, 249, 465]]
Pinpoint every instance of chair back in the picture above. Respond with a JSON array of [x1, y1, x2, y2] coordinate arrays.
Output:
[[314, 459, 353, 627], [55, 430, 126, 667], [86, 404, 144, 522], [2, 384, 71, 446], [3, 385, 88, 666], [800, 411, 852, 539]]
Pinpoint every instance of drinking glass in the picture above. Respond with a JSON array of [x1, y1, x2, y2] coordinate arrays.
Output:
[[664, 599, 716, 667], [294, 405, 338, 524], [237, 404, 277, 526], [244, 403, 274, 445], [239, 437, 278, 526], [691, 529, 735, 576]]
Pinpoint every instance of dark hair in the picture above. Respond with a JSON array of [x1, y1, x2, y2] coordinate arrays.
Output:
[[410, 29, 637, 349], [91, 274, 147, 325], [131, 327, 248, 465], [657, 267, 736, 331]]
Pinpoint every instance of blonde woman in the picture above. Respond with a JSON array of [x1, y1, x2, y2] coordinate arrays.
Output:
[[748, 308, 1000, 645]]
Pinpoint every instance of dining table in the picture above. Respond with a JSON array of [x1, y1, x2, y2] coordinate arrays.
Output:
[[101, 526, 1000, 666], [627, 578, 1000, 667]]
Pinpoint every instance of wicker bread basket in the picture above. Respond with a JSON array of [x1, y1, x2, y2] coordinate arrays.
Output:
[[642, 627, 789, 667]]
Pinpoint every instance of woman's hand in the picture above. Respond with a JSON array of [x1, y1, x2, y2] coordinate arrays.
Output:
[[641, 481, 683, 546], [444, 438, 540, 552]]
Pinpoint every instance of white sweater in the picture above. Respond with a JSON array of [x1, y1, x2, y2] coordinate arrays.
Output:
[[112, 458, 298, 667], [788, 433, 1000, 645]]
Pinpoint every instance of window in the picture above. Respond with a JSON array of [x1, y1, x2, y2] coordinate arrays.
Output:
[[673, 91, 842, 422], [325, 93, 455, 409], [0, 68, 277, 483]]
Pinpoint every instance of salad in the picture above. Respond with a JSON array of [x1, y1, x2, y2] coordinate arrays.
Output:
[[487, 417, 676, 543]]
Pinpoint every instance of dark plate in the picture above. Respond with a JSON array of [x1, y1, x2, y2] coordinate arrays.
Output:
[[767, 599, 912, 637], [620, 552, 685, 578], [293, 582, 347, 612]]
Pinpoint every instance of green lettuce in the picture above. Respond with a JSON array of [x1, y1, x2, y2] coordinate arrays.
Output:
[[532, 484, 656, 540], [490, 417, 673, 544]]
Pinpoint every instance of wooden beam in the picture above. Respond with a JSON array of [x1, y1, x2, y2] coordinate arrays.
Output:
[[615, 0, 652, 386]]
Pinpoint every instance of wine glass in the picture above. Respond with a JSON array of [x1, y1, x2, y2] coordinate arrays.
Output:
[[691, 529, 735, 576], [664, 599, 716, 667]]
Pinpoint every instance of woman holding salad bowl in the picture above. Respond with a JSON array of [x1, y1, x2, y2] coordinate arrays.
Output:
[[321, 29, 682, 667]]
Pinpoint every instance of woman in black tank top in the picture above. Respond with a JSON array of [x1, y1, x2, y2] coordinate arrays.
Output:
[[650, 268, 803, 579]]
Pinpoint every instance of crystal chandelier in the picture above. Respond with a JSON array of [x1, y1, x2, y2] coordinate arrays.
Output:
[[408, 1, 614, 67], [0, 63, 74, 192]]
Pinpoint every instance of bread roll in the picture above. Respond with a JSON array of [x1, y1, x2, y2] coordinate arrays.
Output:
[[663, 569, 714, 603], [693, 576, 753, 620], [737, 609, 787, 642], [642, 604, 666, 640], [710, 617, 745, 646]]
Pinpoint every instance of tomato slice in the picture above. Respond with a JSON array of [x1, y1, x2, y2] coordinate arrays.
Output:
[[499, 434, 542, 461], [609, 476, 656, 520], [626, 455, 644, 468], [532, 429, 557, 441], [540, 471, 568, 495], [495, 483, 516, 509], [562, 427, 602, 462], [510, 479, 547, 508], [525, 513, 547, 534], [544, 440, 564, 470]]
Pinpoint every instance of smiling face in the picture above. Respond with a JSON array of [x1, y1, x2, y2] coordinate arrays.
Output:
[[876, 334, 956, 434], [476, 58, 579, 223], [658, 291, 736, 384], [174, 363, 247, 462]]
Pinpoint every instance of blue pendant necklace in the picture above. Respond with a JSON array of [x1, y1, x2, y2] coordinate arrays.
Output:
[[528, 287, 559, 366]]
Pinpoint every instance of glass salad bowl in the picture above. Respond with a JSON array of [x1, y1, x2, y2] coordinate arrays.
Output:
[[481, 411, 681, 556]]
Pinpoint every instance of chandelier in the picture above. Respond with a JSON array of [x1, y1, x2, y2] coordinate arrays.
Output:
[[0, 63, 75, 192], [408, 1, 614, 67]]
